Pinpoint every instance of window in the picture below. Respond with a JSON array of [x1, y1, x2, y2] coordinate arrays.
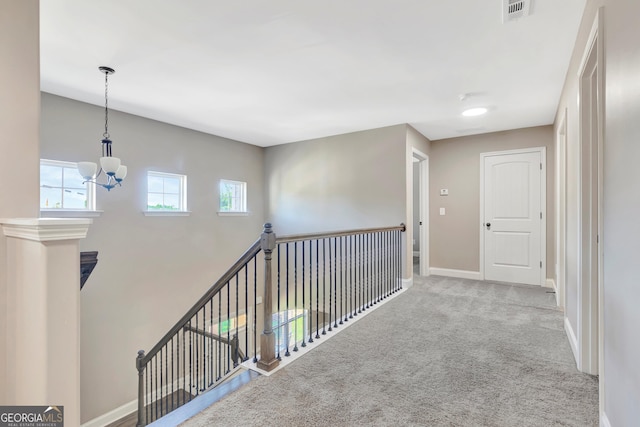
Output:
[[147, 171, 187, 212], [219, 179, 247, 213], [40, 159, 95, 211]]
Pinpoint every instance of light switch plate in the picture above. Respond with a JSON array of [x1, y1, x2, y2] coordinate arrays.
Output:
[[440, 189, 449, 196], [439, 207, 446, 215]]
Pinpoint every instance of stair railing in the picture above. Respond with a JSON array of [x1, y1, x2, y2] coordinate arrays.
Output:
[[136, 223, 405, 426]]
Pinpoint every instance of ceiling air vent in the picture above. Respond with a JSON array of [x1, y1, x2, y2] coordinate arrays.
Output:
[[503, 0, 531, 23]]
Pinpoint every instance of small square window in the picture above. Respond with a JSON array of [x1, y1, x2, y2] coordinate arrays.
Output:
[[219, 179, 247, 213], [40, 159, 95, 211], [147, 171, 187, 211]]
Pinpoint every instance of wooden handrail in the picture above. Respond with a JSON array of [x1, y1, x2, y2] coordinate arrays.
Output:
[[276, 223, 406, 244]]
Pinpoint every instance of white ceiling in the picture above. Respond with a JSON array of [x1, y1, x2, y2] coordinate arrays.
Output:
[[40, 0, 586, 147]]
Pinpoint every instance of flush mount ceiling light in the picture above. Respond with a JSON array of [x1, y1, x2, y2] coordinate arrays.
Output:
[[77, 66, 127, 191], [462, 107, 489, 117]]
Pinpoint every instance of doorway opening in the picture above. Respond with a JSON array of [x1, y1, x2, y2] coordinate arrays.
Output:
[[412, 149, 429, 277], [576, 9, 604, 381]]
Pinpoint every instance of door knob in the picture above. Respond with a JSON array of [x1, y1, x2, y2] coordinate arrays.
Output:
[[486, 222, 491, 230]]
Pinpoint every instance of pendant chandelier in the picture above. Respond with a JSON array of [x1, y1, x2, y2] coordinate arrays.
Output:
[[77, 66, 127, 191]]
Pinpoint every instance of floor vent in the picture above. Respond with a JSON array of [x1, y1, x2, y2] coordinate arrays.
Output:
[[503, 0, 531, 23]]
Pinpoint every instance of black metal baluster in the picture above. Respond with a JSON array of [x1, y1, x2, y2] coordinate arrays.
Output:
[[176, 331, 180, 408], [398, 229, 402, 291], [201, 307, 205, 391], [328, 238, 333, 332], [217, 292, 221, 381], [226, 283, 231, 374], [277, 244, 282, 361], [376, 233, 382, 302], [245, 264, 249, 361], [315, 240, 320, 339], [164, 345, 173, 412], [234, 275, 240, 367], [339, 236, 345, 325], [383, 231, 388, 298], [349, 235, 354, 319], [365, 233, 370, 310], [371, 233, 375, 304], [253, 257, 258, 363], [209, 297, 216, 387], [194, 313, 198, 395], [322, 238, 327, 335], [293, 242, 299, 352], [358, 234, 363, 314], [146, 360, 150, 423], [188, 319, 193, 401], [301, 241, 307, 348], [183, 322, 186, 402], [285, 243, 290, 357], [308, 240, 314, 343]]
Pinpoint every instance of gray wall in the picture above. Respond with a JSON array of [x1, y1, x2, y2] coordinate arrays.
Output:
[[40, 93, 265, 422], [429, 126, 555, 275], [264, 125, 408, 235], [556, 0, 640, 423]]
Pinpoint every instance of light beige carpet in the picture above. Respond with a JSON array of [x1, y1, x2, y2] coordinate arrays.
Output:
[[180, 275, 598, 427]]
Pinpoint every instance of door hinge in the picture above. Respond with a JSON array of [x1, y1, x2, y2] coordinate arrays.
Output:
[[540, 163, 542, 170], [540, 261, 542, 268], [540, 212, 542, 219]]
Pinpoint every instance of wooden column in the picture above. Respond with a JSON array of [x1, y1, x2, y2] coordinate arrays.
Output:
[[256, 223, 279, 371]]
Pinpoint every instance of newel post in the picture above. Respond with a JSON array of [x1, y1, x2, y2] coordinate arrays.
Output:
[[136, 350, 146, 427], [257, 223, 280, 371]]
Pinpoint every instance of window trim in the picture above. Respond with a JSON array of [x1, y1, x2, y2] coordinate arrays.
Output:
[[39, 159, 98, 216], [145, 170, 188, 214], [218, 179, 248, 214]]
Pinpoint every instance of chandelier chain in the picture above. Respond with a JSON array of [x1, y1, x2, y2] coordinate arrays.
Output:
[[104, 71, 110, 139]]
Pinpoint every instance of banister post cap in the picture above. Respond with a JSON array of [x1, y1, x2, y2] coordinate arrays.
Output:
[[261, 223, 276, 251]]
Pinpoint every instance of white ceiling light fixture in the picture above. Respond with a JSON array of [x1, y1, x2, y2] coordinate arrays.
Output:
[[77, 66, 127, 191], [462, 107, 489, 117]]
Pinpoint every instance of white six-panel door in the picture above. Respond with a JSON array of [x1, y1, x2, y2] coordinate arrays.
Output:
[[482, 149, 543, 286]]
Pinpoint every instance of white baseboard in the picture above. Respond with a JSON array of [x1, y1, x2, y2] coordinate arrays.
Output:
[[564, 317, 579, 367], [402, 277, 413, 289], [81, 399, 137, 427], [429, 268, 481, 281], [601, 412, 611, 427]]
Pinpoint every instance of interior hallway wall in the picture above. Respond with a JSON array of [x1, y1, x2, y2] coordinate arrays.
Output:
[[429, 126, 555, 276], [264, 125, 407, 234], [555, 0, 640, 423], [40, 93, 265, 422]]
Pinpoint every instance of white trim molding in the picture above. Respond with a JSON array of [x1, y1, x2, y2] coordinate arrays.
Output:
[[429, 268, 482, 281], [81, 400, 137, 427], [143, 210, 191, 217], [403, 277, 414, 289], [0, 217, 92, 241], [564, 317, 579, 367], [41, 209, 103, 218]]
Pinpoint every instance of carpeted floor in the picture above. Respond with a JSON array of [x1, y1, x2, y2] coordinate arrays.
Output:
[[180, 275, 599, 427]]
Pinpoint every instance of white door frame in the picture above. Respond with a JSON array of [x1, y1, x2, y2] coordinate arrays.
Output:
[[576, 8, 605, 410], [479, 147, 546, 286], [412, 148, 429, 277], [556, 109, 568, 309]]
